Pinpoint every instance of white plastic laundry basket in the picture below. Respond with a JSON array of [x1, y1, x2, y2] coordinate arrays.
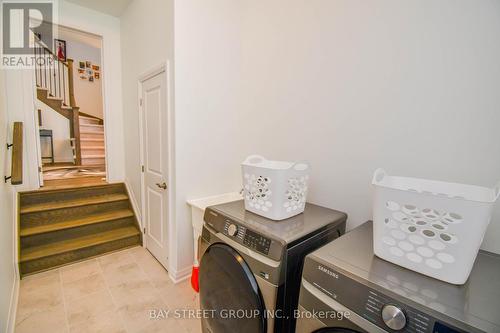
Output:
[[241, 155, 310, 220], [372, 168, 500, 284]]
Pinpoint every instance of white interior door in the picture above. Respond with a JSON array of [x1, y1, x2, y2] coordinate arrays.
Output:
[[140, 70, 169, 269]]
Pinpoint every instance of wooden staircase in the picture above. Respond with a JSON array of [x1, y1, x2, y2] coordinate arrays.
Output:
[[18, 183, 142, 277], [79, 115, 105, 166], [35, 38, 106, 167]]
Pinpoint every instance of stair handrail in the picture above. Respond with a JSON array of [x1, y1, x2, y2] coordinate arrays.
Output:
[[4, 122, 23, 185]]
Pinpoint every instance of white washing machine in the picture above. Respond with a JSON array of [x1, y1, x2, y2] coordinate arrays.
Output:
[[296, 221, 500, 333]]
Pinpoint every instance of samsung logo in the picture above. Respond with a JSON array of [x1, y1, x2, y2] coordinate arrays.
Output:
[[318, 265, 339, 279]]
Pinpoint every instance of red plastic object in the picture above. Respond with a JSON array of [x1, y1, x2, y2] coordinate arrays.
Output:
[[191, 265, 199, 292]]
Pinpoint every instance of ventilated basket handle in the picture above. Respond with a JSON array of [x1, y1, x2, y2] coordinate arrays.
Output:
[[372, 168, 388, 185], [291, 161, 309, 171], [243, 155, 266, 165], [494, 180, 500, 201]]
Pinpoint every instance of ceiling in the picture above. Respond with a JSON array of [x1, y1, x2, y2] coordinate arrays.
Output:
[[64, 0, 133, 17]]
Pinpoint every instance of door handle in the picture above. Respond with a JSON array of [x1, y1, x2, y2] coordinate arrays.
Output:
[[156, 182, 167, 190]]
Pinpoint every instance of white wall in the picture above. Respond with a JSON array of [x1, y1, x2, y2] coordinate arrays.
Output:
[[38, 101, 74, 163], [174, 0, 500, 275], [58, 0, 125, 182], [66, 39, 104, 119], [120, 0, 175, 269], [175, 0, 264, 274], [0, 69, 18, 333]]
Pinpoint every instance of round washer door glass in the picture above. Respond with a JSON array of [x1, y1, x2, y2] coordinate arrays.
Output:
[[200, 243, 266, 333]]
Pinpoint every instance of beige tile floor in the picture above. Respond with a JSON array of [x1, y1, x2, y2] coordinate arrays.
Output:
[[15, 247, 201, 333]]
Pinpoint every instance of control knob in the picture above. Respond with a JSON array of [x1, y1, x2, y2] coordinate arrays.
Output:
[[227, 224, 238, 236], [382, 304, 406, 331]]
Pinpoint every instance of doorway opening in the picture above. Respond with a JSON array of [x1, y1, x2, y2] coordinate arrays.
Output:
[[34, 25, 107, 189]]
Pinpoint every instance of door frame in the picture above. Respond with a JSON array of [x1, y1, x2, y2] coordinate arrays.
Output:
[[137, 61, 175, 272], [32, 23, 111, 187]]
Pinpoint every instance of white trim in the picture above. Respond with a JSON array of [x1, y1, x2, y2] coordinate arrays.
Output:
[[138, 62, 175, 273], [7, 191, 20, 333], [138, 62, 167, 82], [31, 69, 44, 188], [6, 275, 19, 333], [12, 192, 19, 279], [29, 23, 112, 186], [124, 179, 143, 230], [169, 265, 192, 284]]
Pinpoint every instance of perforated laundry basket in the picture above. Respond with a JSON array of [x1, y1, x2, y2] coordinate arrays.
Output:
[[242, 155, 310, 220], [372, 169, 500, 284]]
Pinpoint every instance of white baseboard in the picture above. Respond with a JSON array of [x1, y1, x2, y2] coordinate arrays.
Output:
[[169, 265, 192, 284], [124, 180, 142, 230], [6, 275, 19, 333]]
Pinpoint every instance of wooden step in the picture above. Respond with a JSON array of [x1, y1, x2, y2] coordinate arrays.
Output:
[[80, 147, 105, 155], [80, 124, 104, 133], [80, 138, 104, 143], [81, 146, 105, 150], [18, 182, 142, 277], [21, 200, 130, 228], [20, 183, 125, 206], [20, 193, 128, 214], [81, 132, 104, 140], [81, 154, 105, 159], [82, 158, 106, 166], [20, 209, 134, 237], [21, 216, 136, 249], [20, 226, 140, 264], [79, 116, 101, 125]]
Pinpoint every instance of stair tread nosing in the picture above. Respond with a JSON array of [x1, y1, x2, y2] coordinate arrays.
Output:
[[81, 138, 104, 141], [20, 193, 128, 214], [20, 209, 135, 237], [80, 124, 104, 128], [80, 130, 104, 134], [20, 226, 140, 262], [82, 154, 105, 158]]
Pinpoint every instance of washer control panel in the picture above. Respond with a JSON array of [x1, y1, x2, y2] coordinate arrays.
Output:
[[204, 207, 282, 261], [243, 229, 272, 255]]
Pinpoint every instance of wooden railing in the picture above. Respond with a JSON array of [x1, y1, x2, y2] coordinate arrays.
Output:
[[4, 122, 23, 185]]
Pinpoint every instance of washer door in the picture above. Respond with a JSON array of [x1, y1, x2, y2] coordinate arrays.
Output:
[[200, 243, 267, 333]]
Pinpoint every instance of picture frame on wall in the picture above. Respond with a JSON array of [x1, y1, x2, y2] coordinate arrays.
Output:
[[86, 61, 91, 68], [94, 72, 100, 79], [92, 65, 100, 71], [89, 76, 94, 82], [54, 39, 66, 62], [79, 61, 85, 69]]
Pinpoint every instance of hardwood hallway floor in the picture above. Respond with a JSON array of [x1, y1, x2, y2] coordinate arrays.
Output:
[[15, 247, 201, 333]]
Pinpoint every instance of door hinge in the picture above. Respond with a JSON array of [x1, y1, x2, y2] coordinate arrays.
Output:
[[143, 227, 146, 234], [38, 166, 42, 172], [141, 165, 145, 172], [139, 98, 143, 106]]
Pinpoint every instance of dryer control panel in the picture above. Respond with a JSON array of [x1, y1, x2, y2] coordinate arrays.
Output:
[[204, 207, 283, 261], [301, 258, 476, 333]]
